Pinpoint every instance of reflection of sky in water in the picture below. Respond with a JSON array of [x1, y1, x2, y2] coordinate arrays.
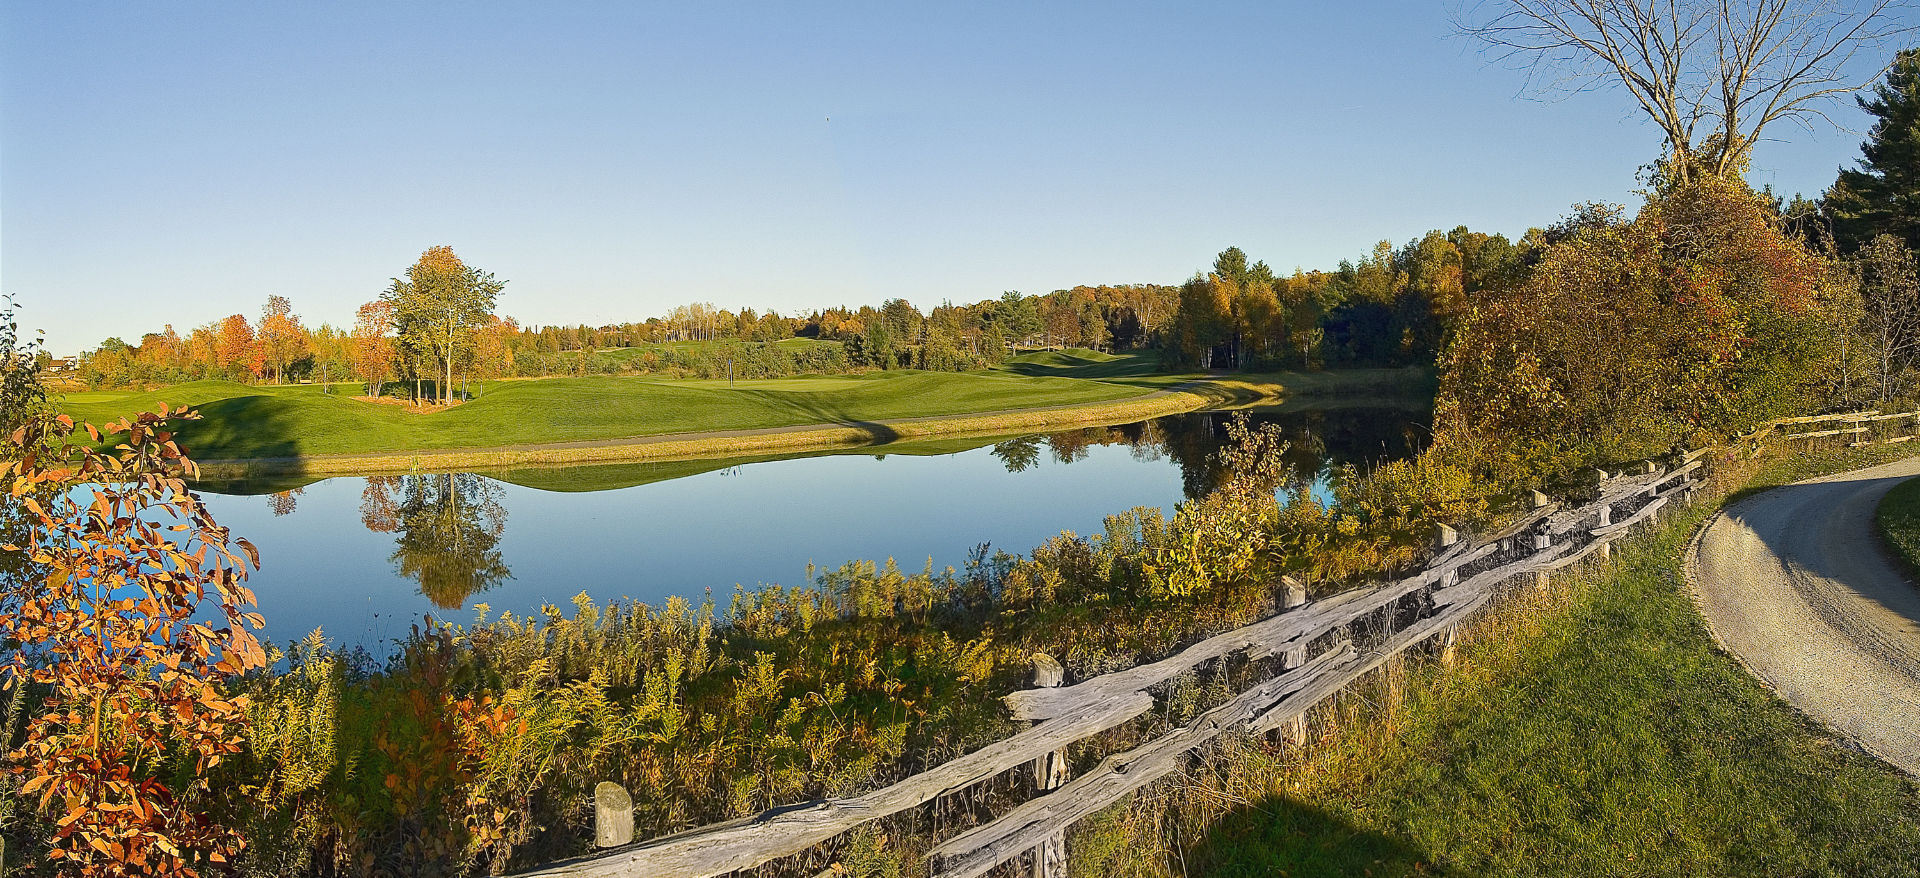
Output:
[[201, 408, 1425, 650]]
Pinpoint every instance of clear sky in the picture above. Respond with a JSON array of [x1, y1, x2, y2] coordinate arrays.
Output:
[[0, 2, 1895, 354]]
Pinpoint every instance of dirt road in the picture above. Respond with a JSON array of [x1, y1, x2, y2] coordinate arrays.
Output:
[[1690, 457, 1920, 775]]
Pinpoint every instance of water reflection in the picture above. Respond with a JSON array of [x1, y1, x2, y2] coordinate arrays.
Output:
[[197, 406, 1426, 647], [993, 408, 1425, 500], [361, 474, 512, 609]]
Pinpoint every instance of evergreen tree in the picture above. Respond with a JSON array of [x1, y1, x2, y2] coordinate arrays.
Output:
[[1827, 49, 1920, 252]]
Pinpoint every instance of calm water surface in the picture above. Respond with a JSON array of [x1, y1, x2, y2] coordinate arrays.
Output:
[[200, 407, 1427, 647]]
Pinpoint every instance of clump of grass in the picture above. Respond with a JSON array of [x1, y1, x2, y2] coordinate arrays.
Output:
[[1877, 475, 1920, 582]]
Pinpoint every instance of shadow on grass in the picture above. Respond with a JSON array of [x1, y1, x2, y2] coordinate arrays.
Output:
[[1000, 350, 1165, 380], [1183, 795, 1448, 878], [177, 394, 311, 459]]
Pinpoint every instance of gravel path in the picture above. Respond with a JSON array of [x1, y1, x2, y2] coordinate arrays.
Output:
[[1689, 457, 1920, 775]]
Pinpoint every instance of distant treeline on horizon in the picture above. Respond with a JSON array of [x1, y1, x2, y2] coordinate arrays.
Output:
[[68, 223, 1546, 390]]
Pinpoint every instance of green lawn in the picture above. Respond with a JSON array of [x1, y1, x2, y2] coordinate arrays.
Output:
[[57, 369, 1146, 460], [1007, 348, 1436, 401], [56, 350, 1434, 461], [588, 337, 843, 364], [1877, 476, 1920, 581], [1168, 451, 1920, 878], [1002, 348, 1170, 381]]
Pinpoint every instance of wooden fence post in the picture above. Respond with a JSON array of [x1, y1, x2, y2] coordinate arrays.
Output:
[[596, 782, 634, 849], [1028, 654, 1069, 878], [1277, 577, 1310, 746], [1431, 523, 1462, 664], [1595, 503, 1612, 560]]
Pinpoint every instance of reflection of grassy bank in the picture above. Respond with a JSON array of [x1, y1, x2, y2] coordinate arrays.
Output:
[[485, 434, 1010, 493]]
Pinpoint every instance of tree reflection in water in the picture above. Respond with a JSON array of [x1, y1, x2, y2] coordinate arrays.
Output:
[[266, 487, 303, 517], [989, 436, 1043, 473], [359, 473, 511, 609], [991, 409, 1427, 500]]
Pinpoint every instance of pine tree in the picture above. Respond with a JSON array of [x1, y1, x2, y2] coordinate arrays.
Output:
[[1827, 49, 1920, 253]]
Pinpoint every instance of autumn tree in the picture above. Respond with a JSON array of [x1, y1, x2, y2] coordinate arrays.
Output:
[[308, 323, 350, 388], [469, 315, 518, 381], [383, 246, 505, 404], [1462, 0, 1914, 183], [216, 314, 260, 381], [352, 300, 398, 397], [1827, 48, 1920, 251], [184, 326, 219, 379], [256, 295, 308, 384], [3, 407, 266, 875], [135, 326, 186, 381], [1164, 247, 1295, 370], [1436, 176, 1831, 481]]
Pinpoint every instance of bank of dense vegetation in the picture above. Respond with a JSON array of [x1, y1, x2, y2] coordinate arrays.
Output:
[[7, 35, 1920, 878]]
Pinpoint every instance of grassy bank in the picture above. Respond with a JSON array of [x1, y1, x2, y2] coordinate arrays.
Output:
[[1074, 444, 1920, 877], [55, 352, 1430, 473], [1877, 474, 1920, 581], [61, 369, 1139, 459]]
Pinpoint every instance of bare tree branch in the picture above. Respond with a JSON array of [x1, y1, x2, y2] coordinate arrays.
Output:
[[1455, 0, 1917, 182]]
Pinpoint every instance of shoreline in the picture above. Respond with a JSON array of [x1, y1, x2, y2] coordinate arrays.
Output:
[[191, 384, 1232, 480]]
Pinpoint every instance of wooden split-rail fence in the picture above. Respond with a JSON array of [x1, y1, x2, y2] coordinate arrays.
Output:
[[516, 409, 1920, 878]]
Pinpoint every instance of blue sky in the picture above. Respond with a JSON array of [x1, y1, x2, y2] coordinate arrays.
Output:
[[0, 2, 1893, 353]]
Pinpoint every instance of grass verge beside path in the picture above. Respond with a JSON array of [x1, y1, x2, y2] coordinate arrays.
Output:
[[1078, 444, 1920, 878], [1877, 475, 1920, 582]]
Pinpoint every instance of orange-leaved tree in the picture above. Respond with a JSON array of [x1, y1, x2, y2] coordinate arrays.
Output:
[[352, 299, 397, 398], [256, 295, 308, 385], [2, 406, 266, 876], [215, 314, 260, 382]]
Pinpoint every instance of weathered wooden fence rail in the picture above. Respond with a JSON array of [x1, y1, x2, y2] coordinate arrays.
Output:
[[516, 409, 1920, 878]]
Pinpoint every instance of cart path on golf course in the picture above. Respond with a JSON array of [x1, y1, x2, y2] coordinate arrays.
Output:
[[1689, 456, 1920, 776]]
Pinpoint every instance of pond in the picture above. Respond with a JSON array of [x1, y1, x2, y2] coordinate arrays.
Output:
[[196, 405, 1430, 648]]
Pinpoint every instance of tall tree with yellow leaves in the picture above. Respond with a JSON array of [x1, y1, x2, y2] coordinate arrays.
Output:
[[382, 247, 504, 404], [257, 295, 308, 385]]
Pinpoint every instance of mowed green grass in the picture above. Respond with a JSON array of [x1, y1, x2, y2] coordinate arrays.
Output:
[[1185, 456, 1920, 877], [592, 336, 844, 363], [57, 369, 1145, 459], [1009, 348, 1436, 401], [1876, 476, 1920, 581]]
